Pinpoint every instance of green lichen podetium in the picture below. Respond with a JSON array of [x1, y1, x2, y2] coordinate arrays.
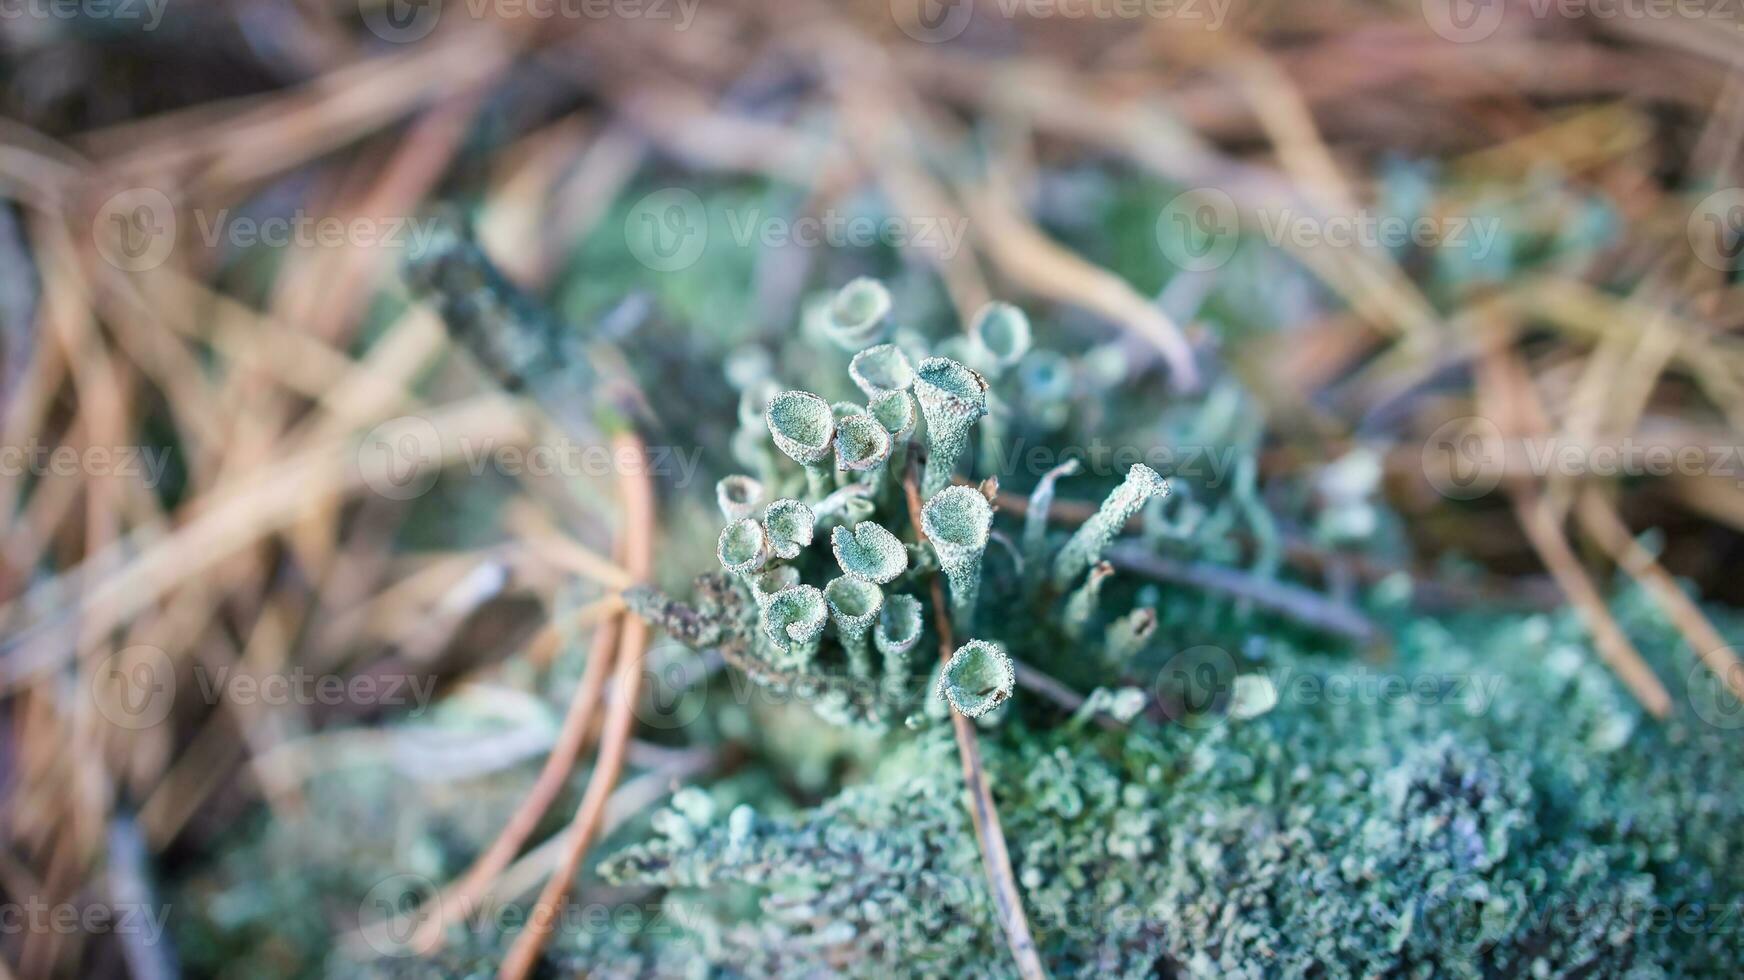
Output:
[[766, 389, 837, 499], [938, 639, 1015, 717], [1052, 462, 1169, 590], [913, 356, 990, 498], [921, 484, 993, 629]]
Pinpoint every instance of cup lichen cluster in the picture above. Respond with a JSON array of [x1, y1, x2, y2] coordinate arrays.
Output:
[[643, 279, 1171, 730]]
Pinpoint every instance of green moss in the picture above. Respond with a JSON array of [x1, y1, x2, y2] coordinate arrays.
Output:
[[604, 591, 1744, 978]]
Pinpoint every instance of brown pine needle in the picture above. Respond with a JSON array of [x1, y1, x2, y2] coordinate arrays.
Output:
[[1476, 326, 1673, 718], [409, 611, 622, 953], [1512, 487, 1672, 718], [498, 432, 655, 980], [1576, 489, 1744, 707], [961, 182, 1198, 393]]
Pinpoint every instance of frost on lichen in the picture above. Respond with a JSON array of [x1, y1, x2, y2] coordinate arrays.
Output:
[[716, 474, 765, 521], [639, 286, 1190, 742], [824, 277, 892, 350], [717, 517, 768, 576], [761, 498, 815, 560], [825, 576, 883, 677], [937, 639, 1014, 718], [874, 593, 923, 672], [1052, 462, 1169, 589], [920, 485, 992, 627], [767, 389, 836, 496], [869, 389, 914, 438], [834, 413, 892, 474], [749, 565, 799, 607], [870, 390, 916, 478], [830, 521, 908, 584], [850, 343, 915, 400], [179, 277, 1744, 980], [602, 592, 1744, 978], [913, 356, 988, 497], [760, 584, 827, 667], [1022, 457, 1081, 569], [1062, 560, 1112, 639]]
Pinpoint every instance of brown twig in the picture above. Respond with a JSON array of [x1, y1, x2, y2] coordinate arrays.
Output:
[[901, 472, 1049, 980], [1105, 545, 1377, 644]]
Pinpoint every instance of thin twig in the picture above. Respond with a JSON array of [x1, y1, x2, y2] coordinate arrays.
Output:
[[1105, 545, 1376, 644], [902, 472, 1049, 980]]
